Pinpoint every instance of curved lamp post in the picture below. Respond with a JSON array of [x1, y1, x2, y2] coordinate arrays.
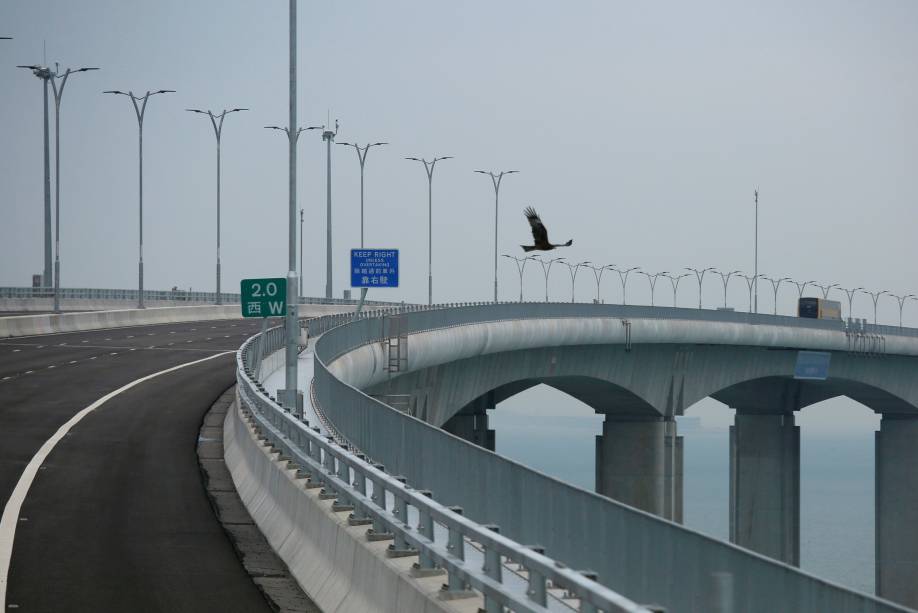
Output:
[[187, 107, 248, 304], [813, 282, 839, 300], [19, 63, 99, 312], [685, 267, 715, 309], [864, 289, 888, 325], [638, 271, 669, 307], [890, 293, 915, 328], [406, 155, 453, 305], [737, 273, 760, 313], [559, 260, 591, 303], [104, 87, 173, 309], [762, 276, 791, 315], [789, 279, 815, 300], [533, 255, 565, 302], [840, 287, 864, 320], [586, 264, 614, 304], [713, 269, 741, 309], [338, 140, 388, 248], [663, 272, 690, 307], [502, 254, 534, 302], [612, 266, 641, 306], [475, 169, 518, 302]]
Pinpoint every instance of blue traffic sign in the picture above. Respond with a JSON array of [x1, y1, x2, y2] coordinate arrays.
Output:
[[794, 350, 831, 380], [351, 249, 399, 288]]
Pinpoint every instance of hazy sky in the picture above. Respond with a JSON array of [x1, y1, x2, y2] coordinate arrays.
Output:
[[2, 1, 916, 327]]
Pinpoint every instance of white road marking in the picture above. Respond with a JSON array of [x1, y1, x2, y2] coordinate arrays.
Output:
[[89, 357, 97, 360], [127, 335, 134, 338], [69, 360, 77, 364], [0, 351, 233, 608], [46, 366, 55, 369], [11, 350, 19, 353], [1, 377, 10, 381], [110, 353, 118, 356], [81, 340, 88, 343], [23, 371, 32, 375], [130, 348, 136, 352]]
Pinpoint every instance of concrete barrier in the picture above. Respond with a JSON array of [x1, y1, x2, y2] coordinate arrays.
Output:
[[223, 394, 463, 613], [0, 304, 355, 338]]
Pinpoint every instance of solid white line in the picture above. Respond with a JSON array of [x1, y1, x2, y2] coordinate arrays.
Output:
[[0, 350, 233, 608]]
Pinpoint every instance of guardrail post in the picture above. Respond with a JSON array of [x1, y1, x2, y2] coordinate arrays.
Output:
[[527, 567, 547, 606], [387, 492, 415, 557], [367, 465, 393, 541], [483, 541, 503, 613], [444, 506, 471, 595]]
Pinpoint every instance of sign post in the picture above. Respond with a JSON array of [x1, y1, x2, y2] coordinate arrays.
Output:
[[351, 249, 399, 316]]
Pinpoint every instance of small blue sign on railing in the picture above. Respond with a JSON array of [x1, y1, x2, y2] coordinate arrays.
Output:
[[351, 249, 399, 288], [794, 350, 831, 380]]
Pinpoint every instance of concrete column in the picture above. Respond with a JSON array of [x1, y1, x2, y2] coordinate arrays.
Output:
[[664, 417, 684, 523], [443, 409, 495, 451], [875, 414, 918, 608], [595, 415, 665, 516], [729, 412, 799, 565]]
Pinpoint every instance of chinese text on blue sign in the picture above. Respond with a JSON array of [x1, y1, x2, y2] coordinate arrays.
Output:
[[351, 249, 399, 288], [240, 277, 287, 318]]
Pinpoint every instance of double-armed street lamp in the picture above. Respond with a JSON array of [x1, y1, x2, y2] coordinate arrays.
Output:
[[638, 271, 669, 307], [586, 264, 614, 304], [890, 293, 915, 328], [104, 88, 174, 309], [338, 140, 388, 248], [685, 267, 715, 309], [406, 155, 453, 305], [737, 273, 760, 313], [474, 169, 519, 302], [559, 260, 591, 303], [533, 255, 565, 302], [18, 63, 98, 312], [813, 282, 839, 300], [789, 279, 815, 300], [187, 107, 248, 304], [840, 286, 864, 320], [713, 269, 741, 309], [664, 272, 690, 307], [762, 276, 791, 315], [612, 266, 641, 305], [864, 289, 888, 325], [502, 254, 534, 302]]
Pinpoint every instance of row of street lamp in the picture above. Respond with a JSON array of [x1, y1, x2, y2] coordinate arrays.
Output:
[[501, 255, 915, 327]]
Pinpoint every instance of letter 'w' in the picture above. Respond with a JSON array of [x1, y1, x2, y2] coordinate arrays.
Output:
[[267, 301, 284, 315]]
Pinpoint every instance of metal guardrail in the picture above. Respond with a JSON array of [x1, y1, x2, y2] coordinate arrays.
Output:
[[236, 316, 650, 613], [303, 302, 913, 613], [0, 286, 399, 307]]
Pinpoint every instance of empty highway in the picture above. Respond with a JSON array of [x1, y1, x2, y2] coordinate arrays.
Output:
[[0, 318, 274, 612]]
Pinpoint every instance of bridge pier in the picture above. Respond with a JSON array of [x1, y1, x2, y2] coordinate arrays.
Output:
[[442, 396, 495, 451], [875, 413, 918, 608], [729, 411, 800, 565], [595, 414, 681, 518]]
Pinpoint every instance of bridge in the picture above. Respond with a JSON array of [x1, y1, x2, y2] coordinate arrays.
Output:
[[239, 300, 916, 612]]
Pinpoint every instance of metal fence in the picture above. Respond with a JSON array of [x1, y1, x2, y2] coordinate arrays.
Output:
[[236, 316, 650, 613], [0, 286, 399, 307], [303, 302, 913, 613]]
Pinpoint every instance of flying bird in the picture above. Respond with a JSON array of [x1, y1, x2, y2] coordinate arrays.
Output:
[[521, 206, 573, 252]]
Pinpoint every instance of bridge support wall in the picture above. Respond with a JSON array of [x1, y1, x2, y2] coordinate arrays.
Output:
[[595, 415, 668, 516], [875, 414, 918, 609], [729, 412, 800, 565]]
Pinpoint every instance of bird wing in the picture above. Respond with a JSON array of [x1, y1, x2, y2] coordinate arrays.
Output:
[[524, 206, 549, 246]]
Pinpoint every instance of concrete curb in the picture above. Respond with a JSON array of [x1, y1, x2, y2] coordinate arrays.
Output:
[[224, 393, 474, 613]]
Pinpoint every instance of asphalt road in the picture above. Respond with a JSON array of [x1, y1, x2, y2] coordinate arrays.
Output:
[[0, 318, 274, 612]]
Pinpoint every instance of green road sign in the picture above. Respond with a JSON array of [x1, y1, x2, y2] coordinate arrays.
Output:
[[240, 277, 287, 318]]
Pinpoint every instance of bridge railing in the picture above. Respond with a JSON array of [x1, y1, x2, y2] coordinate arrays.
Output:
[[236, 314, 650, 613], [306, 302, 913, 613]]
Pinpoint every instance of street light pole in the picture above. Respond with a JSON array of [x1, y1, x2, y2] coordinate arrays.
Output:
[[713, 269, 741, 309], [611, 266, 641, 306], [338, 141, 388, 248], [406, 155, 452, 305], [789, 279, 815, 300], [559, 260, 591, 303], [638, 271, 669, 307], [685, 267, 715, 309], [187, 107, 248, 305], [16, 64, 55, 289], [475, 169, 519, 302], [840, 287, 864, 320], [890, 293, 915, 328], [813, 282, 839, 301], [534, 256, 565, 302], [664, 273, 690, 307], [586, 264, 614, 304], [737, 273, 758, 313], [322, 121, 338, 299], [865, 289, 888, 325], [299, 208, 304, 301], [105, 87, 173, 309], [762, 276, 791, 315], [502, 254, 533, 302], [754, 188, 759, 313]]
